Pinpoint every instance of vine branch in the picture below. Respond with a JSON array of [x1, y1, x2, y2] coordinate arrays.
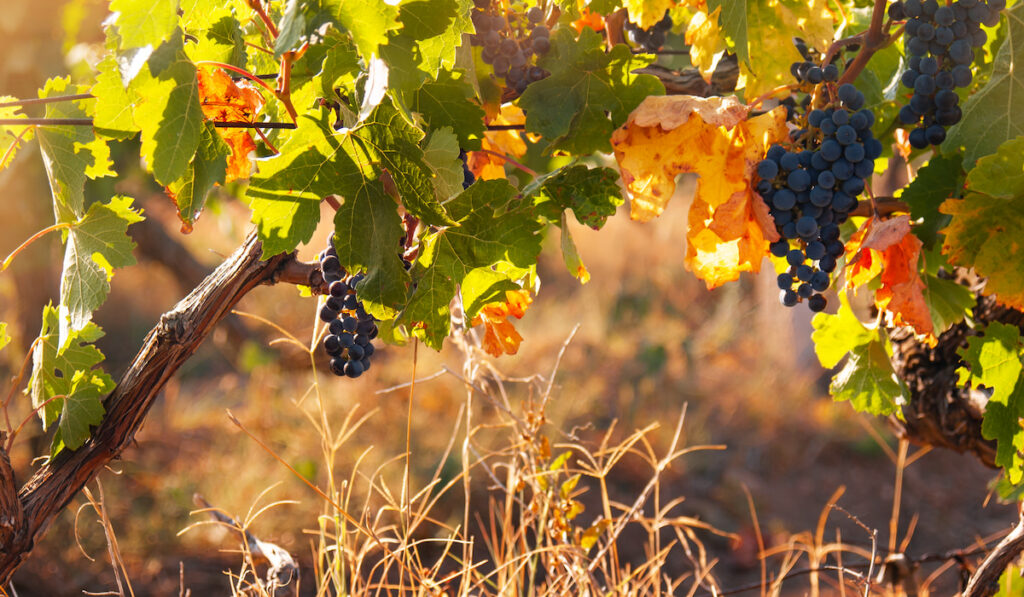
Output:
[[964, 508, 1024, 597], [837, 0, 891, 86], [0, 230, 305, 583]]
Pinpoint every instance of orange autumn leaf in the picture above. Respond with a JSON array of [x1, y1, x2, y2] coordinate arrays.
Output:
[[468, 104, 528, 180], [845, 216, 933, 336], [471, 289, 533, 357], [572, 7, 605, 33], [611, 95, 789, 289], [196, 67, 264, 181]]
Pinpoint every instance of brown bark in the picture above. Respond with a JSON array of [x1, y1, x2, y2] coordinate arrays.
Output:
[[963, 508, 1024, 597], [888, 284, 1015, 469], [0, 229, 314, 583]]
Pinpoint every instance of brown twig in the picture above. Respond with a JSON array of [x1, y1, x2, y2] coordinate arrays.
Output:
[[474, 148, 538, 177], [245, 0, 279, 40], [964, 507, 1024, 597], [837, 0, 892, 86]]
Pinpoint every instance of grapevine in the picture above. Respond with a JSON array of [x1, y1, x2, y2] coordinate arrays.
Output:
[[317, 241, 379, 379], [0, 0, 1021, 591]]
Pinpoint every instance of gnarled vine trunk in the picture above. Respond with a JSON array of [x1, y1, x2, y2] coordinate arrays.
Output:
[[888, 275, 1024, 468], [0, 229, 308, 584]]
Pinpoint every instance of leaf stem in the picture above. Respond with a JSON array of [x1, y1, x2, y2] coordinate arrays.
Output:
[[475, 148, 538, 177], [837, 0, 892, 86], [195, 61, 277, 96], [7, 393, 65, 452], [245, 0, 279, 39], [2, 336, 43, 438], [0, 126, 33, 170], [2, 222, 72, 272]]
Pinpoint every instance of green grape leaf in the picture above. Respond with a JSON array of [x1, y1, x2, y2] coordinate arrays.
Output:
[[559, 212, 590, 284], [134, 32, 203, 186], [246, 113, 335, 256], [167, 121, 230, 229], [921, 273, 974, 336], [53, 371, 109, 456], [91, 50, 141, 140], [531, 165, 623, 229], [61, 196, 145, 334], [399, 180, 543, 348], [186, 14, 247, 67], [898, 153, 963, 249], [942, 4, 1024, 166], [380, 0, 468, 98], [348, 100, 453, 225], [811, 293, 876, 369], [707, 0, 748, 67], [519, 29, 664, 154], [35, 78, 112, 221], [248, 98, 452, 257], [941, 136, 1024, 309], [277, 0, 400, 61], [29, 305, 114, 457], [812, 293, 907, 415], [421, 127, 465, 203], [334, 0, 401, 61], [0, 97, 34, 171], [830, 339, 906, 416], [109, 0, 180, 49], [957, 321, 1024, 407], [332, 181, 409, 317], [412, 70, 485, 151], [982, 385, 1024, 484]]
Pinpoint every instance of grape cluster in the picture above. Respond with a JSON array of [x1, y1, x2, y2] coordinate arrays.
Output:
[[318, 244, 379, 379], [789, 38, 841, 85], [624, 12, 673, 52], [757, 84, 883, 312], [470, 0, 551, 94], [890, 0, 1004, 148]]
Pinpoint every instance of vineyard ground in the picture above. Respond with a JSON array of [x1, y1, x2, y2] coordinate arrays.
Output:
[[0, 181, 1015, 595]]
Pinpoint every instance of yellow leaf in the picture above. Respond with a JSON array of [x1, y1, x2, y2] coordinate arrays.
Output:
[[624, 0, 676, 30], [580, 518, 611, 551], [738, 0, 835, 99], [686, 8, 726, 82], [468, 104, 527, 181], [611, 95, 789, 289]]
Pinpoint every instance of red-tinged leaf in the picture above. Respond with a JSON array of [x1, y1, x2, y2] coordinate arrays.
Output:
[[470, 289, 533, 357], [196, 67, 264, 182], [611, 95, 788, 289], [846, 216, 933, 336]]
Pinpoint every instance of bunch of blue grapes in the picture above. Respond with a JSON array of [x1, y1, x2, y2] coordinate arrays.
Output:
[[789, 38, 841, 85], [318, 243, 378, 379], [889, 0, 1004, 148], [470, 0, 550, 94], [624, 12, 673, 52], [757, 84, 883, 312]]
